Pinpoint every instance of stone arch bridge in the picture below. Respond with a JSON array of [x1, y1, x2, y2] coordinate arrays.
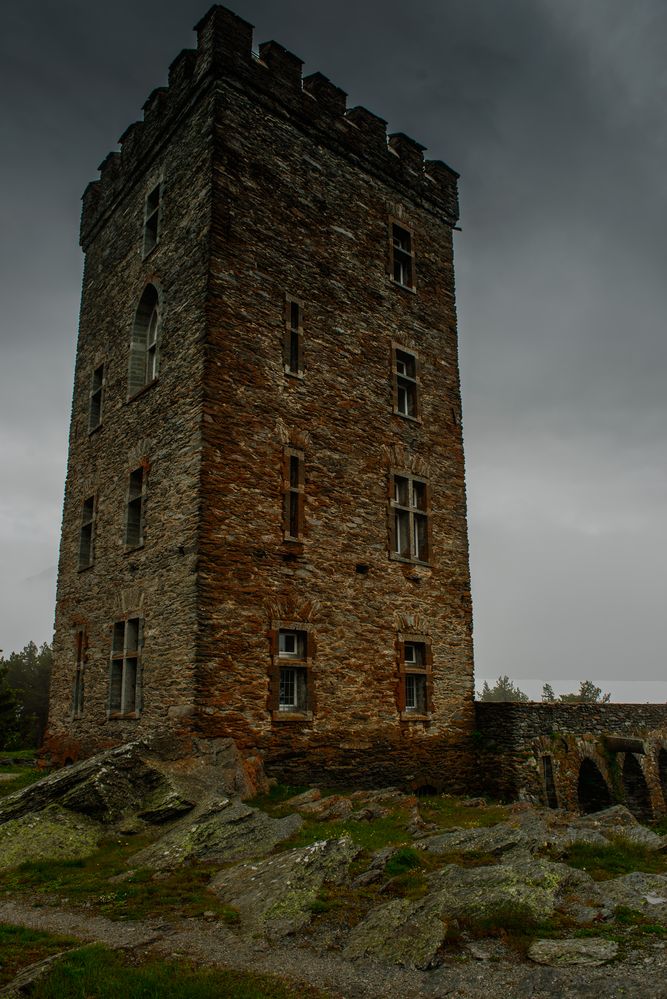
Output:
[[475, 702, 667, 819]]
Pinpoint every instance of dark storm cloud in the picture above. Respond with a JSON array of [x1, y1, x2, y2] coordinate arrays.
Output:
[[1, 2, 665, 696]]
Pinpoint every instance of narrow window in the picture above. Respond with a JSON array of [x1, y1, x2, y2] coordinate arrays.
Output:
[[88, 364, 104, 432], [72, 629, 86, 718], [393, 347, 419, 420], [390, 473, 430, 563], [78, 496, 96, 570], [109, 617, 143, 715], [284, 299, 304, 376], [399, 638, 432, 717], [128, 285, 160, 397], [283, 448, 305, 541], [125, 467, 146, 549], [143, 183, 161, 256], [278, 629, 309, 712], [391, 223, 414, 288]]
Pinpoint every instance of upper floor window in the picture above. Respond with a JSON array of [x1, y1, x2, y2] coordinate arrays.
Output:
[[392, 346, 420, 420], [390, 222, 415, 289], [143, 183, 161, 256], [283, 448, 305, 541], [284, 299, 304, 376], [109, 617, 143, 716], [389, 473, 430, 563], [128, 285, 160, 397], [88, 364, 105, 432], [125, 467, 146, 549], [78, 495, 96, 570]]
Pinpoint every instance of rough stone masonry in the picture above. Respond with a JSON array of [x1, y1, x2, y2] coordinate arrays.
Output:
[[45, 5, 476, 790]]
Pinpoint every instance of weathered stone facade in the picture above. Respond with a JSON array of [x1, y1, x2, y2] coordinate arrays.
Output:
[[45, 6, 475, 789], [476, 703, 667, 818]]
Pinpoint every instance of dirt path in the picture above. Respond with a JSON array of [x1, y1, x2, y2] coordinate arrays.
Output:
[[2, 899, 667, 999]]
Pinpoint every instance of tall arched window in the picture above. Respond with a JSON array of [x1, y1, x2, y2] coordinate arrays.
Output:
[[128, 284, 161, 397]]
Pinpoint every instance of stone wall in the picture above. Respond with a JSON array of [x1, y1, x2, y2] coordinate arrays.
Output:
[[46, 5, 476, 788], [476, 702, 667, 818]]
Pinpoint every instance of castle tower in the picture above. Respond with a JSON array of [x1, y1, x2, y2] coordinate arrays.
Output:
[[46, 6, 475, 789]]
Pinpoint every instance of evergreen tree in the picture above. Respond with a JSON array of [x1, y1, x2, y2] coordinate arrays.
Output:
[[2, 642, 52, 747], [0, 664, 19, 750], [478, 675, 529, 702]]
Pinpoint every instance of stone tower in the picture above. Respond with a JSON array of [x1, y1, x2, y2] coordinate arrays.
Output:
[[45, 6, 475, 790]]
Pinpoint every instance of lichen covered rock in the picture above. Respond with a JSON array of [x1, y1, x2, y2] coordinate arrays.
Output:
[[210, 836, 360, 939], [528, 937, 618, 966], [132, 797, 303, 870], [0, 806, 102, 869]]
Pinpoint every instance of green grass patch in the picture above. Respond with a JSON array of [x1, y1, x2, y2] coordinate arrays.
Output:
[[285, 812, 412, 852], [418, 794, 508, 830], [0, 837, 238, 923], [0, 923, 76, 987], [0, 765, 45, 799], [30, 944, 331, 999], [385, 846, 422, 876], [558, 838, 667, 880]]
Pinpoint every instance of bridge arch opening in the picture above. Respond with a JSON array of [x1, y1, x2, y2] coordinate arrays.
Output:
[[659, 749, 667, 805], [577, 758, 612, 814], [622, 754, 653, 821]]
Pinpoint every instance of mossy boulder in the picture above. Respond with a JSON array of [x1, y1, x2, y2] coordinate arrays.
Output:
[[345, 857, 597, 969], [132, 797, 303, 870], [210, 836, 360, 939], [0, 805, 102, 869]]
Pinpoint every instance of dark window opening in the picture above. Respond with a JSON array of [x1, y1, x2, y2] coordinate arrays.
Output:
[[125, 467, 146, 549], [658, 749, 667, 806], [78, 496, 95, 570], [283, 449, 304, 541], [143, 183, 161, 256], [284, 299, 304, 376], [128, 285, 160, 397], [89, 364, 104, 432], [72, 628, 86, 718], [542, 755, 558, 809]]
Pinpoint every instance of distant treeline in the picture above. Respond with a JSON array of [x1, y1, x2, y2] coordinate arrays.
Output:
[[477, 675, 611, 704], [0, 642, 52, 750]]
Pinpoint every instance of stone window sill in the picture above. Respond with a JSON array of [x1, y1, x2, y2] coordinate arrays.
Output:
[[400, 712, 430, 722], [272, 710, 313, 723], [389, 276, 417, 295], [107, 712, 140, 721], [127, 378, 158, 404]]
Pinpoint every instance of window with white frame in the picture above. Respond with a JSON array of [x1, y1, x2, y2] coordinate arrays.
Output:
[[393, 346, 419, 419], [277, 628, 309, 713], [390, 222, 415, 288], [399, 638, 431, 717], [109, 617, 143, 715], [390, 473, 430, 563]]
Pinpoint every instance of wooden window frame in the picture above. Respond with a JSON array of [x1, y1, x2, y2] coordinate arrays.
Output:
[[125, 466, 147, 550], [88, 363, 105, 433], [108, 616, 143, 718], [268, 622, 316, 721], [397, 634, 433, 721], [388, 471, 432, 565], [78, 494, 96, 571], [391, 344, 422, 423], [283, 447, 305, 542], [142, 181, 162, 258], [71, 628, 87, 719], [283, 298, 304, 377], [388, 218, 416, 292]]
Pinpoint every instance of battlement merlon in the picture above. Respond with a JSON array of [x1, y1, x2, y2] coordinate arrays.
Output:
[[79, 4, 460, 248]]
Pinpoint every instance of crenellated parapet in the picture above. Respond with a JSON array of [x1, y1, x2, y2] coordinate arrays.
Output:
[[80, 4, 459, 248]]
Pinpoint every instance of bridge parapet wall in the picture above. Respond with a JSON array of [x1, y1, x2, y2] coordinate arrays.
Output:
[[475, 702, 667, 817]]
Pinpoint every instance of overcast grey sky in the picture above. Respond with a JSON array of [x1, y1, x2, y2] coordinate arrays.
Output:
[[1, 1, 666, 699]]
